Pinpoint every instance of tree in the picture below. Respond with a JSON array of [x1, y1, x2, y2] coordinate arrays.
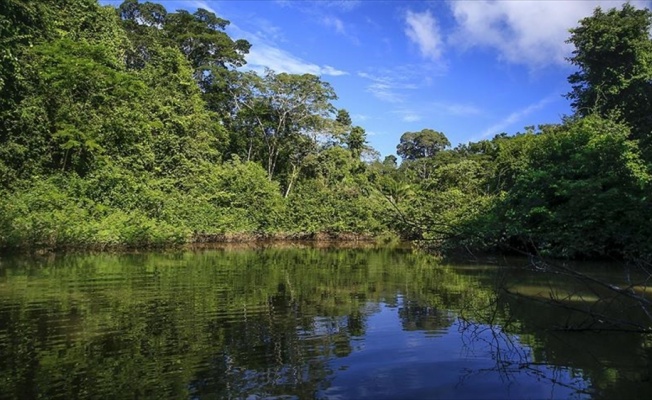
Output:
[[497, 116, 651, 259], [397, 129, 450, 179], [346, 126, 366, 159], [231, 70, 337, 185], [397, 129, 450, 160], [117, 1, 251, 88], [118, 0, 168, 70], [118, 0, 167, 28], [163, 8, 251, 72], [335, 109, 352, 127], [566, 4, 652, 149], [1, 0, 53, 184], [383, 155, 397, 169], [0, 0, 153, 181], [46, 40, 149, 172], [0, 0, 51, 114]]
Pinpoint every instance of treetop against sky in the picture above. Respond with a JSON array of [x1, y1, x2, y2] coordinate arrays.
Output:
[[103, 0, 651, 157]]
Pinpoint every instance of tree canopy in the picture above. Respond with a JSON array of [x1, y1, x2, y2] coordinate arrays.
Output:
[[0, 0, 651, 263], [397, 129, 451, 160], [567, 4, 652, 152]]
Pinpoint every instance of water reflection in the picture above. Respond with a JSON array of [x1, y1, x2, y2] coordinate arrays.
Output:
[[0, 247, 649, 399], [323, 299, 589, 400]]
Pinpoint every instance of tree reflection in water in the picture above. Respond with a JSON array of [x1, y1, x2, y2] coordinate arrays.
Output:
[[456, 318, 591, 398], [0, 246, 650, 399]]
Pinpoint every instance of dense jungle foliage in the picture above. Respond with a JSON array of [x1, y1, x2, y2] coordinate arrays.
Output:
[[0, 1, 651, 260]]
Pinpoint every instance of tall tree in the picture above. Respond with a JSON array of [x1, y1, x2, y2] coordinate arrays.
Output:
[[117, 0, 250, 86], [346, 126, 366, 159], [164, 8, 250, 74], [397, 129, 450, 160], [335, 109, 352, 127], [397, 129, 450, 179], [231, 70, 337, 184], [566, 4, 652, 149]]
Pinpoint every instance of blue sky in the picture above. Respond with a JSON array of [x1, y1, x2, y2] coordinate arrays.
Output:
[[105, 0, 651, 158]]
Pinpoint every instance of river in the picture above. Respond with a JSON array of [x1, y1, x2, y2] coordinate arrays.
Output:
[[0, 245, 650, 399]]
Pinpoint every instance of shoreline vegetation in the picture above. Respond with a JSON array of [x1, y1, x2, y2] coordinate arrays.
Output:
[[1, 1, 651, 261], [1, 232, 389, 255]]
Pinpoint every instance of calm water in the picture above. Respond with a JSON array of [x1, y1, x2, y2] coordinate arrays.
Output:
[[0, 245, 650, 399]]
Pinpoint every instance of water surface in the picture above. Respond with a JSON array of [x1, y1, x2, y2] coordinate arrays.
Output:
[[0, 246, 650, 399]]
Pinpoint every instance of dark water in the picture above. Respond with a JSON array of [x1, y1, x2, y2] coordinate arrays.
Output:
[[0, 246, 650, 399]]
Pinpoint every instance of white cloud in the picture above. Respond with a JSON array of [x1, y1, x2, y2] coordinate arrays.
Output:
[[358, 71, 419, 103], [479, 94, 557, 139], [367, 81, 404, 103], [392, 102, 481, 124], [448, 0, 651, 68], [405, 10, 443, 61], [189, 1, 217, 14], [393, 108, 422, 122], [357, 63, 447, 103], [431, 102, 483, 116], [322, 0, 361, 12], [387, 101, 483, 129], [252, 18, 286, 43], [275, 0, 361, 12], [320, 15, 361, 45], [322, 16, 346, 35], [246, 43, 347, 76], [226, 22, 347, 77], [403, 114, 422, 122], [320, 65, 348, 76]]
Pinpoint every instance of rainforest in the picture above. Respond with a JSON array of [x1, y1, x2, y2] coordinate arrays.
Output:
[[3, 2, 652, 399], [1, 0, 651, 261]]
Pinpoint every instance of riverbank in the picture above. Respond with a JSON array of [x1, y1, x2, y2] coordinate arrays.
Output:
[[0, 230, 401, 255]]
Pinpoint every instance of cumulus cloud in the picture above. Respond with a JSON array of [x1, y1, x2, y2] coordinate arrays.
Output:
[[448, 0, 649, 68], [405, 9, 443, 61]]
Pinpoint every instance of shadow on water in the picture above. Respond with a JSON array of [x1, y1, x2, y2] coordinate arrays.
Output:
[[0, 246, 650, 399]]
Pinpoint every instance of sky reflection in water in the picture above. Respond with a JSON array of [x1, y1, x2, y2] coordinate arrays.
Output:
[[0, 247, 646, 399]]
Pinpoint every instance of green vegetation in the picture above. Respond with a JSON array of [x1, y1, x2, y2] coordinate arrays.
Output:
[[372, 3, 652, 261], [389, 115, 652, 260], [0, 0, 390, 249], [1, 1, 651, 260]]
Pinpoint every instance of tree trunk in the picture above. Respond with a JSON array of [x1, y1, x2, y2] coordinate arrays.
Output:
[[284, 163, 298, 198]]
